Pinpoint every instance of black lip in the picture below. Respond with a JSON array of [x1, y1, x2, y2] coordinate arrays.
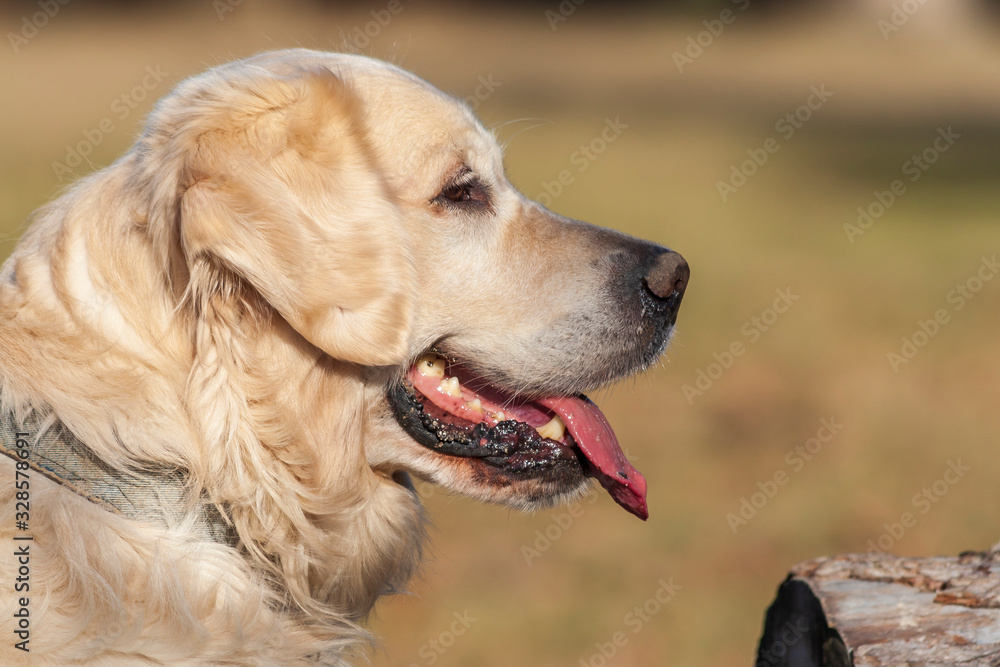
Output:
[[387, 380, 584, 478]]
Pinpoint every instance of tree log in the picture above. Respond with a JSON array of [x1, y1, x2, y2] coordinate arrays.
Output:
[[755, 549, 1000, 666]]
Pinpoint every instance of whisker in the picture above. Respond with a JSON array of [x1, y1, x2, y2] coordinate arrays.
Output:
[[493, 118, 553, 152]]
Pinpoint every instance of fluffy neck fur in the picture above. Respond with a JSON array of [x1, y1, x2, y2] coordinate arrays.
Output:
[[0, 151, 425, 655]]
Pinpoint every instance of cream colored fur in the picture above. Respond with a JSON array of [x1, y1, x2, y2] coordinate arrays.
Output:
[[0, 50, 656, 665]]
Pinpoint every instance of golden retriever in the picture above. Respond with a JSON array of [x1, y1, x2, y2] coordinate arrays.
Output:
[[0, 50, 688, 665]]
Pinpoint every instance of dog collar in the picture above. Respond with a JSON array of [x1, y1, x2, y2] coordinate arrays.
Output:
[[0, 408, 234, 544]]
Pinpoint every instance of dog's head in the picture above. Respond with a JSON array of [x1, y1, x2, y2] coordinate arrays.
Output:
[[142, 49, 688, 524]]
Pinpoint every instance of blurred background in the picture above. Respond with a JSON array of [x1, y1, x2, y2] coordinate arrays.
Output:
[[3, 1, 1000, 665]]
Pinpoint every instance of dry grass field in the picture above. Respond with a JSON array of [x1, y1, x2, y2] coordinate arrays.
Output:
[[2, 2, 1000, 665]]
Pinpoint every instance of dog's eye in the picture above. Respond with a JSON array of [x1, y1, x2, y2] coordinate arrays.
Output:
[[435, 176, 490, 210], [441, 182, 472, 202]]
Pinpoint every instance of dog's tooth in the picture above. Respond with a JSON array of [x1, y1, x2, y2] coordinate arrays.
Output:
[[536, 415, 566, 441], [417, 354, 445, 378], [493, 411, 506, 422], [467, 398, 483, 414], [439, 376, 462, 397]]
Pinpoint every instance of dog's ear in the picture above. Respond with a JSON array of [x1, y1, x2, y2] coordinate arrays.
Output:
[[178, 68, 415, 366]]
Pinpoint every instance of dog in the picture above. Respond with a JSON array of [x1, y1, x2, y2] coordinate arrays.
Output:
[[0, 50, 688, 665]]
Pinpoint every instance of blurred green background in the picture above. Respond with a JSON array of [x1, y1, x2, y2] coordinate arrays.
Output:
[[3, 1, 1000, 665]]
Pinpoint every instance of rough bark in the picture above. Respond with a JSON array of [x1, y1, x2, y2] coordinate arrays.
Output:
[[756, 550, 1000, 666]]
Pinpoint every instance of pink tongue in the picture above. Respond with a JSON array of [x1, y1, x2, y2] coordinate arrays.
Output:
[[407, 364, 648, 520], [538, 396, 648, 521]]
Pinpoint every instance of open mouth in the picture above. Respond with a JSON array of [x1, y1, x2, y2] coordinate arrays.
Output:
[[387, 352, 648, 520]]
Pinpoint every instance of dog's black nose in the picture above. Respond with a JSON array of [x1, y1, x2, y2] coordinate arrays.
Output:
[[645, 250, 689, 301]]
